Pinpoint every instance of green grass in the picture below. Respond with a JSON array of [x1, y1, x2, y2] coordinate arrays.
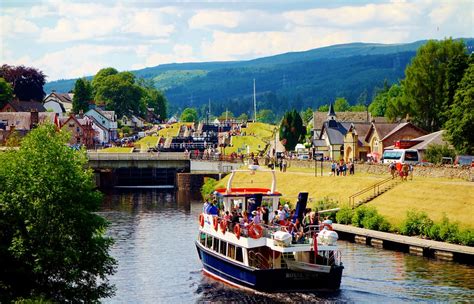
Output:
[[157, 122, 194, 139], [227, 136, 266, 154], [369, 178, 474, 229], [137, 136, 160, 147], [242, 122, 276, 141], [98, 147, 133, 153], [215, 168, 474, 229]]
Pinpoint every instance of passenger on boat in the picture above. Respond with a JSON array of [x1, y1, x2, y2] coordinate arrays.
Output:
[[277, 205, 286, 221], [289, 219, 305, 243], [272, 211, 280, 225], [262, 205, 269, 225], [251, 210, 261, 224], [202, 199, 210, 213], [231, 210, 240, 230], [208, 201, 219, 216]]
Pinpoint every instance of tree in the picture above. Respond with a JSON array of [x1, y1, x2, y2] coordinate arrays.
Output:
[[404, 38, 467, 131], [219, 110, 234, 120], [350, 104, 366, 112], [445, 63, 474, 154], [72, 78, 93, 114], [95, 72, 143, 118], [301, 107, 313, 124], [0, 124, 116, 302], [384, 84, 414, 122], [180, 107, 198, 122], [318, 104, 329, 112], [334, 97, 350, 111], [237, 113, 248, 122], [0, 77, 13, 108], [256, 109, 275, 124], [279, 109, 305, 151], [424, 144, 456, 164], [0, 65, 46, 101], [91, 67, 118, 102], [138, 78, 168, 120]]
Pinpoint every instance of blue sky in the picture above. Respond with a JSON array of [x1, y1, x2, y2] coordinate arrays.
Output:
[[1, 0, 472, 81]]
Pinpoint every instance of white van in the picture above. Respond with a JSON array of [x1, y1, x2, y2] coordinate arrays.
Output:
[[382, 149, 420, 164]]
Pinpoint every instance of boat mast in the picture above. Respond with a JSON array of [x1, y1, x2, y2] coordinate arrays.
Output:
[[253, 78, 257, 123]]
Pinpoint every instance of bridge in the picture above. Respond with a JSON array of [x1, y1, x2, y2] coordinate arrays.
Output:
[[86, 152, 243, 189]]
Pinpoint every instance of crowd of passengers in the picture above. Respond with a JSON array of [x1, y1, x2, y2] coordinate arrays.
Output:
[[203, 199, 321, 243]]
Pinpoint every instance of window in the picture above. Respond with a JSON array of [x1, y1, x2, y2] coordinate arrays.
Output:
[[76, 127, 80, 132], [199, 232, 206, 245], [227, 244, 236, 259], [236, 247, 243, 262], [205, 235, 212, 248], [213, 237, 219, 252], [405, 151, 418, 161], [69, 123, 75, 128], [219, 240, 227, 256]]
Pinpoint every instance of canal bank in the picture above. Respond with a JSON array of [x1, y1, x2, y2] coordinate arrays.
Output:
[[333, 223, 474, 264]]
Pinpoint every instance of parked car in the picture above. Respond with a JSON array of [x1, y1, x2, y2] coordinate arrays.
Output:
[[297, 154, 310, 160], [454, 155, 474, 167]]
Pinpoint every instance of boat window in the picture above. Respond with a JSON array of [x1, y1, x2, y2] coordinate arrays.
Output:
[[236, 247, 243, 262], [219, 240, 227, 256], [212, 237, 219, 252], [199, 232, 206, 245], [227, 243, 236, 259], [206, 235, 212, 248]]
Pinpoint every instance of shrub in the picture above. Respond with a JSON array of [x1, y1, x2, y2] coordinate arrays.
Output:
[[457, 229, 474, 246], [351, 205, 391, 231], [314, 197, 338, 221], [200, 178, 218, 200], [424, 143, 455, 164], [336, 205, 353, 224], [400, 210, 434, 236], [438, 214, 460, 244], [427, 223, 441, 241]]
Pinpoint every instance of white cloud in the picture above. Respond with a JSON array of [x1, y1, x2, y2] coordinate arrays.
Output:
[[0, 15, 40, 37], [189, 10, 240, 29], [123, 11, 175, 37]]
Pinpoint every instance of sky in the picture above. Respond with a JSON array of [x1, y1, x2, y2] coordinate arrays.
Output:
[[1, 0, 473, 81]]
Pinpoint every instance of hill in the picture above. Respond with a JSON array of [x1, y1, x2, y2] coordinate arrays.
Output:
[[45, 38, 474, 116]]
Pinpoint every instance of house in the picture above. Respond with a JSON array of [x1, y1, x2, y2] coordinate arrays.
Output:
[[342, 123, 372, 161], [43, 92, 73, 115], [364, 122, 428, 161], [84, 108, 118, 144], [60, 115, 95, 148], [312, 108, 378, 138], [0, 111, 59, 144], [1, 100, 46, 113], [313, 104, 374, 160], [121, 115, 146, 129]]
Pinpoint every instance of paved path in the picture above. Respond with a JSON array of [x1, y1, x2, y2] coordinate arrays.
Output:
[[333, 223, 474, 255]]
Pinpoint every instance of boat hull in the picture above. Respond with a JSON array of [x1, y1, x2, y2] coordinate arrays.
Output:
[[196, 242, 343, 292]]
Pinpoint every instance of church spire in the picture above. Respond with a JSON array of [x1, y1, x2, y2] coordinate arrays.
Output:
[[328, 103, 336, 119]]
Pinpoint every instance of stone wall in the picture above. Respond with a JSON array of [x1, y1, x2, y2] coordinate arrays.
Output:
[[283, 159, 473, 181]]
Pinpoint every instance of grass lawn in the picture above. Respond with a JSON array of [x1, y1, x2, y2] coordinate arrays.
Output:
[[137, 136, 160, 147], [369, 177, 474, 229], [215, 168, 474, 229], [242, 122, 276, 141], [157, 123, 189, 138], [98, 147, 133, 153], [227, 136, 266, 154]]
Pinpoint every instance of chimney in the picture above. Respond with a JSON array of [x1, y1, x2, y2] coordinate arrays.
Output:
[[79, 110, 84, 118], [30, 110, 39, 129]]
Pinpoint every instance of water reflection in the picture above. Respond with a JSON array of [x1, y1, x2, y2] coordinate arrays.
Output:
[[99, 191, 474, 303]]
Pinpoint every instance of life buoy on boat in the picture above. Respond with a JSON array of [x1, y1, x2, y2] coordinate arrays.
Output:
[[213, 217, 219, 231], [248, 224, 264, 239], [320, 223, 333, 231], [220, 220, 227, 234], [199, 214, 204, 227], [234, 224, 241, 239]]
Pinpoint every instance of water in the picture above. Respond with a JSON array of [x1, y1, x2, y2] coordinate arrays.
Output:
[[99, 190, 474, 303]]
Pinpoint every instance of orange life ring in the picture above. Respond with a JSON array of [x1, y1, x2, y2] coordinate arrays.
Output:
[[320, 223, 333, 231], [213, 217, 219, 231], [199, 214, 204, 227], [234, 224, 241, 239], [248, 224, 264, 239], [220, 220, 227, 234]]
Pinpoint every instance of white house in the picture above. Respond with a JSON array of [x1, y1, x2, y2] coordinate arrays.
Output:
[[85, 108, 118, 144], [43, 92, 73, 115]]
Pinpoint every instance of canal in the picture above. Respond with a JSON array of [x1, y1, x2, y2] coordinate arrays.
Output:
[[98, 190, 474, 303]]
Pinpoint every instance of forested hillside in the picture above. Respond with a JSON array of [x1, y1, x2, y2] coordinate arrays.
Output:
[[45, 39, 473, 116]]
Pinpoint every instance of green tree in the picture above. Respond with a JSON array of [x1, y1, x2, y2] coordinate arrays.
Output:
[[0, 124, 116, 302], [91, 67, 118, 102], [350, 104, 366, 112], [279, 109, 305, 151], [0, 77, 13, 108], [256, 109, 275, 123], [237, 113, 248, 122], [180, 107, 198, 122], [334, 97, 350, 111], [424, 143, 456, 164], [219, 110, 234, 120], [95, 72, 143, 118], [404, 38, 467, 131], [445, 63, 474, 154], [138, 79, 168, 120], [72, 78, 93, 114], [317, 104, 329, 112], [368, 87, 389, 117], [301, 107, 313, 124]]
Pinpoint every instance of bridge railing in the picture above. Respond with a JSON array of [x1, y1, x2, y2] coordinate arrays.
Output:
[[87, 152, 190, 161]]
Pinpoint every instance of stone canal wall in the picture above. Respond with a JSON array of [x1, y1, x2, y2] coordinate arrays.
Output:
[[176, 173, 222, 200], [285, 160, 472, 181]]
